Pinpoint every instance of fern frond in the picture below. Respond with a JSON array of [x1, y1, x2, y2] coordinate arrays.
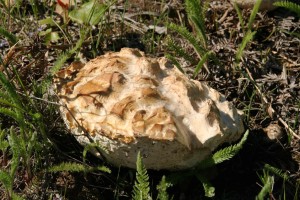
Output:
[[49, 162, 111, 173], [0, 98, 24, 111], [156, 176, 171, 200], [0, 73, 27, 131], [190, 15, 207, 46], [264, 164, 290, 182], [43, 29, 87, 100], [50, 29, 86, 75], [0, 169, 24, 200], [83, 142, 109, 163], [132, 152, 151, 200], [11, 192, 25, 200], [166, 37, 195, 63], [95, 165, 111, 173], [8, 127, 23, 177], [0, 128, 9, 151], [0, 72, 22, 107], [196, 173, 215, 197], [0, 170, 13, 192], [0, 141, 9, 151], [184, 0, 202, 22], [0, 26, 18, 44], [168, 23, 206, 56], [274, 1, 300, 16], [0, 107, 21, 122], [185, 0, 207, 45], [49, 162, 87, 172], [212, 130, 249, 164], [26, 130, 38, 158], [51, 52, 71, 75], [0, 170, 24, 200], [197, 130, 249, 169]]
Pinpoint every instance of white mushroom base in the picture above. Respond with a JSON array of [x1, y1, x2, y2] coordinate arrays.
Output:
[[76, 133, 212, 170]]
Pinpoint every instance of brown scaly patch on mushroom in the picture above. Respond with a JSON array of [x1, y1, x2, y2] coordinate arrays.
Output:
[[54, 48, 245, 170]]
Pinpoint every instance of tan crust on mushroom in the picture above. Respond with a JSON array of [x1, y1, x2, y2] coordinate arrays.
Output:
[[55, 48, 244, 170]]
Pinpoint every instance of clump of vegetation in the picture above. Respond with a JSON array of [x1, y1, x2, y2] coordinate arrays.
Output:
[[0, 60, 48, 199], [131, 131, 248, 199], [0, 0, 299, 199], [166, 0, 213, 77]]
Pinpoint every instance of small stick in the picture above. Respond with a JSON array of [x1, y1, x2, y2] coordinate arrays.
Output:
[[245, 67, 300, 140]]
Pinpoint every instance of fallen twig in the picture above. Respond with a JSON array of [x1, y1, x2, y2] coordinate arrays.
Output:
[[244, 67, 300, 140]]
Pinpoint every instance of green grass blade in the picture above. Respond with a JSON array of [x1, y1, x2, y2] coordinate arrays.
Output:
[[233, 2, 245, 31], [256, 176, 274, 200], [168, 23, 206, 56], [193, 51, 213, 78], [294, 182, 299, 200], [247, 0, 262, 30], [235, 30, 256, 63], [166, 37, 195, 63], [281, 29, 300, 38]]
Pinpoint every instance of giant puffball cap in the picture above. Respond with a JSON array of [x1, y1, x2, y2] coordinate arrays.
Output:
[[55, 48, 244, 170]]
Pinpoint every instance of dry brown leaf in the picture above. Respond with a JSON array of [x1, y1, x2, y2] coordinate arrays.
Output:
[[55, 0, 75, 22]]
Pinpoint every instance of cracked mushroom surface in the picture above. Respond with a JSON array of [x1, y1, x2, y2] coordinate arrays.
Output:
[[55, 48, 244, 170]]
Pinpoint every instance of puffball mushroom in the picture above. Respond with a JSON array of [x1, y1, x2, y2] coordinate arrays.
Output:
[[54, 48, 244, 170]]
